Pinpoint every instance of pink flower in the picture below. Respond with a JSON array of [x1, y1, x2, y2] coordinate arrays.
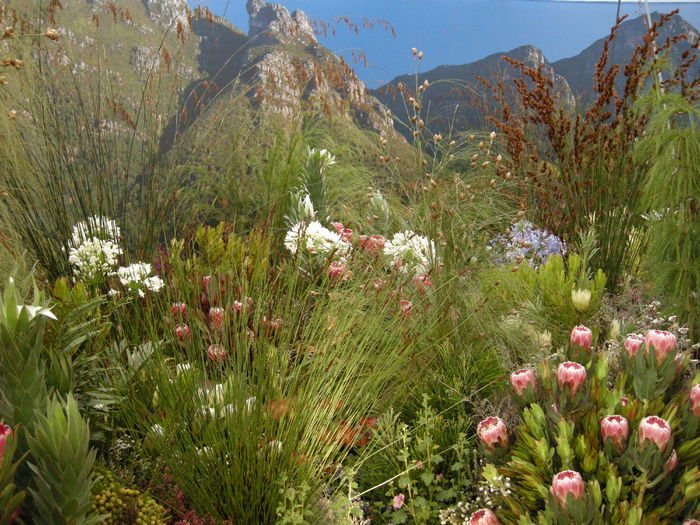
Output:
[[209, 307, 224, 331], [624, 334, 644, 357], [413, 274, 431, 293], [690, 384, 700, 417], [392, 493, 405, 510], [620, 397, 629, 407], [663, 449, 678, 474], [175, 324, 191, 341], [359, 235, 386, 254], [551, 404, 560, 416], [0, 424, 13, 462], [468, 509, 501, 525], [682, 520, 700, 525], [233, 297, 253, 313], [644, 330, 677, 363], [556, 361, 587, 395], [262, 317, 283, 333], [399, 300, 413, 316], [638, 416, 672, 452], [600, 415, 629, 449], [510, 368, 536, 397], [330, 222, 353, 242], [207, 344, 226, 362], [570, 325, 592, 352], [202, 275, 211, 289], [550, 470, 585, 508], [171, 302, 187, 321], [477, 417, 508, 449], [328, 261, 348, 280]]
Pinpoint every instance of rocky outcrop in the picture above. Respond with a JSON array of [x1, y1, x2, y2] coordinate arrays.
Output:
[[141, 0, 189, 29], [246, 0, 315, 46]]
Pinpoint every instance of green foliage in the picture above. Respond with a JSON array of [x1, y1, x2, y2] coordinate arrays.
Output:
[[0, 426, 25, 525], [635, 89, 700, 340], [26, 395, 98, 525]]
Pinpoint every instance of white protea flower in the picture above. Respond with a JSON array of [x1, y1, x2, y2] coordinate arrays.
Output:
[[68, 237, 122, 282], [284, 221, 348, 256], [384, 230, 438, 276]]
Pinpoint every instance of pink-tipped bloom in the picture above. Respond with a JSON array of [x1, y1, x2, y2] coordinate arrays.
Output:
[[330, 222, 353, 242], [328, 261, 348, 280], [638, 416, 672, 452], [477, 417, 508, 449], [359, 234, 386, 255], [689, 384, 700, 417], [620, 397, 629, 407], [468, 509, 501, 525], [413, 274, 432, 293], [175, 324, 191, 341], [399, 300, 413, 316], [171, 302, 187, 321], [392, 493, 405, 510], [202, 275, 211, 289], [209, 307, 224, 331], [682, 520, 700, 525], [207, 344, 226, 362], [570, 325, 593, 352], [510, 369, 537, 397], [551, 470, 585, 508], [624, 334, 644, 357], [600, 415, 629, 449], [0, 424, 13, 460], [233, 297, 253, 313], [663, 449, 678, 474], [556, 361, 587, 396], [644, 330, 677, 363]]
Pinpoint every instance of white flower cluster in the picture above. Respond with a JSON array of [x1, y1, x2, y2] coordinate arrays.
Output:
[[384, 230, 438, 276], [117, 262, 164, 297], [284, 221, 349, 257], [307, 147, 337, 173], [67, 216, 122, 283]]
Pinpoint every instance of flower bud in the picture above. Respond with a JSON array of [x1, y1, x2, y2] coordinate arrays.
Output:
[[510, 368, 536, 397], [682, 520, 700, 525], [609, 319, 620, 340], [209, 307, 224, 331], [624, 334, 644, 357], [172, 302, 187, 321], [600, 415, 629, 449], [570, 325, 593, 352], [0, 424, 13, 462], [663, 449, 678, 474], [571, 289, 592, 312], [175, 324, 191, 341], [477, 417, 508, 449], [550, 470, 585, 508], [469, 509, 501, 525], [644, 330, 677, 363], [207, 344, 226, 362], [689, 383, 700, 417], [557, 361, 587, 395], [638, 416, 672, 452]]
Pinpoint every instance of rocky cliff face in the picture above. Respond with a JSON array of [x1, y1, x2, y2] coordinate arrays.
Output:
[[246, 0, 316, 46], [140, 0, 189, 29]]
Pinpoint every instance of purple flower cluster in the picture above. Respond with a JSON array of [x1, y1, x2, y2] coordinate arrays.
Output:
[[490, 220, 565, 267]]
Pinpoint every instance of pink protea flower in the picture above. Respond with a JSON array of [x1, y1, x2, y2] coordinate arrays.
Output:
[[468, 509, 501, 525], [202, 275, 211, 289], [328, 261, 348, 280], [477, 417, 508, 449], [233, 297, 253, 313], [171, 302, 187, 321], [330, 222, 353, 242], [359, 234, 386, 254], [556, 361, 587, 395], [689, 384, 700, 417], [175, 324, 191, 341], [570, 325, 592, 352], [392, 493, 405, 510], [600, 415, 629, 449], [510, 368, 536, 397], [624, 334, 645, 357], [682, 520, 700, 525], [663, 449, 678, 474], [0, 424, 13, 461], [638, 416, 672, 452], [209, 307, 224, 331], [550, 470, 585, 508], [207, 344, 226, 362], [644, 330, 677, 363], [620, 397, 629, 407]]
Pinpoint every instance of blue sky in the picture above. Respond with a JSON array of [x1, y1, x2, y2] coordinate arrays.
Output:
[[189, 1, 700, 87]]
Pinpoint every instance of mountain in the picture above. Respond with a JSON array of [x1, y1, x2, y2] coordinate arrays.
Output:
[[552, 11, 700, 105], [373, 12, 699, 137]]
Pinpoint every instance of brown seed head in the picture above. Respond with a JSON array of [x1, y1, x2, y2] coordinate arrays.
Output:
[[45, 28, 60, 41]]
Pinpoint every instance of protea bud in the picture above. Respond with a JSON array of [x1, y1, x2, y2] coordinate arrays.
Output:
[[175, 324, 191, 341], [571, 289, 592, 312], [477, 417, 508, 449], [638, 416, 672, 452], [202, 275, 211, 289], [600, 415, 629, 449], [510, 369, 536, 397], [209, 307, 224, 331], [682, 520, 700, 525], [0, 424, 13, 461], [689, 384, 700, 417], [644, 330, 677, 363], [550, 470, 585, 508], [468, 509, 501, 525], [570, 325, 592, 352], [171, 302, 187, 320], [663, 449, 678, 474], [624, 334, 644, 357], [207, 344, 226, 362], [557, 361, 587, 395]]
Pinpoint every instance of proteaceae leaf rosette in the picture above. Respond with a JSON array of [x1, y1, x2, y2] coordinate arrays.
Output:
[[510, 368, 537, 404], [568, 325, 593, 362]]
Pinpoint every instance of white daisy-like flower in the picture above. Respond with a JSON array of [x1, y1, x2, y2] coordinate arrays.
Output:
[[68, 237, 122, 282], [284, 221, 348, 256], [69, 215, 121, 248], [143, 276, 165, 293], [384, 230, 438, 276], [117, 262, 152, 286]]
